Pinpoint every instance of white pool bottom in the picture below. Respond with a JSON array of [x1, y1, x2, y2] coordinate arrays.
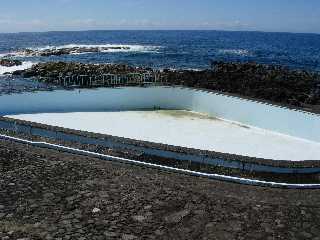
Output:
[[7, 110, 320, 161]]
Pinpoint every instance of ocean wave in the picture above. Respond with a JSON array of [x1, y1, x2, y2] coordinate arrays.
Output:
[[10, 44, 162, 57], [0, 61, 35, 75], [218, 49, 251, 56], [34, 44, 161, 52]]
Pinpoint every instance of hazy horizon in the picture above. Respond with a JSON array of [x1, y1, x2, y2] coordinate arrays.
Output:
[[1, 29, 320, 36]]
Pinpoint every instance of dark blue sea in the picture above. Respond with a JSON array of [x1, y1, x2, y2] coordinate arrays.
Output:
[[1, 30, 320, 72]]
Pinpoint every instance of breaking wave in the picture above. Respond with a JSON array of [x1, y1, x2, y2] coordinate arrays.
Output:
[[218, 49, 251, 56], [11, 44, 162, 57], [0, 61, 35, 75]]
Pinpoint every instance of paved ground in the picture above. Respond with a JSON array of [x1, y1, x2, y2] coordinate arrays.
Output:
[[1, 139, 320, 240]]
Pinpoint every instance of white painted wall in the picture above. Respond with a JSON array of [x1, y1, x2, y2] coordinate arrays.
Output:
[[1, 86, 320, 142]]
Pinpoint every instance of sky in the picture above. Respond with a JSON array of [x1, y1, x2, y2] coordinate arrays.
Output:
[[0, 0, 319, 33]]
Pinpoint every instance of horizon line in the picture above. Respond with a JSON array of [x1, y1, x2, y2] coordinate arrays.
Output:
[[0, 29, 319, 36]]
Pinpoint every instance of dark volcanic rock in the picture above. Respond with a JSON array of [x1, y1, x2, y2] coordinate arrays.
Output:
[[15, 62, 143, 78], [163, 61, 320, 109], [0, 59, 22, 67], [0, 139, 320, 240]]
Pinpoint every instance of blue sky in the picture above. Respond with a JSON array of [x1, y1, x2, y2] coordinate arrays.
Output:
[[0, 0, 319, 33]]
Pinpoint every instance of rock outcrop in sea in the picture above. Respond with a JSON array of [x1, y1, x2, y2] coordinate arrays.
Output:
[[12, 61, 320, 112], [13, 46, 131, 57], [0, 59, 22, 67]]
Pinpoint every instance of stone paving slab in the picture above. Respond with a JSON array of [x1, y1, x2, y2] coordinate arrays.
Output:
[[0, 140, 320, 240]]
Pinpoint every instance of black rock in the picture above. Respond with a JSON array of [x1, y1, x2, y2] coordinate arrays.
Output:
[[0, 59, 23, 67]]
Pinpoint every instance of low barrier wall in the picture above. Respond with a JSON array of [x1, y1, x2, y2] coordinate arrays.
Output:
[[2, 134, 320, 189]]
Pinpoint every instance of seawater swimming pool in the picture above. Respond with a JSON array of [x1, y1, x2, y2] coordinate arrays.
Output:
[[1, 86, 320, 161]]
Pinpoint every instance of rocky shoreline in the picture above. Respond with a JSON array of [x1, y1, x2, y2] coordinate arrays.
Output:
[[11, 61, 320, 113], [167, 61, 320, 110], [13, 62, 150, 77]]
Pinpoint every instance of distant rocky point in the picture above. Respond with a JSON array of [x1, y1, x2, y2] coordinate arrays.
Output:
[[13, 46, 131, 57], [0, 59, 22, 67]]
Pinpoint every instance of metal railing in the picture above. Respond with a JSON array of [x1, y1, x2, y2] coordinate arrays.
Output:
[[40, 72, 168, 87]]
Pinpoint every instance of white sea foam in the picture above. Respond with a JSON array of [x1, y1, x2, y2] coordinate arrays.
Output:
[[18, 44, 162, 55], [0, 61, 35, 75], [218, 49, 250, 56]]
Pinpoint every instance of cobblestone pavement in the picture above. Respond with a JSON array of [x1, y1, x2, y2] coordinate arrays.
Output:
[[0, 140, 320, 240]]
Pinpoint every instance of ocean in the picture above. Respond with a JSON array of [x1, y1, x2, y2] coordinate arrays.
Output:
[[1, 30, 320, 75]]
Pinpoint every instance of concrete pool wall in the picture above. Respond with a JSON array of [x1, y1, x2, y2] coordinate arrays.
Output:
[[1, 86, 320, 143]]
